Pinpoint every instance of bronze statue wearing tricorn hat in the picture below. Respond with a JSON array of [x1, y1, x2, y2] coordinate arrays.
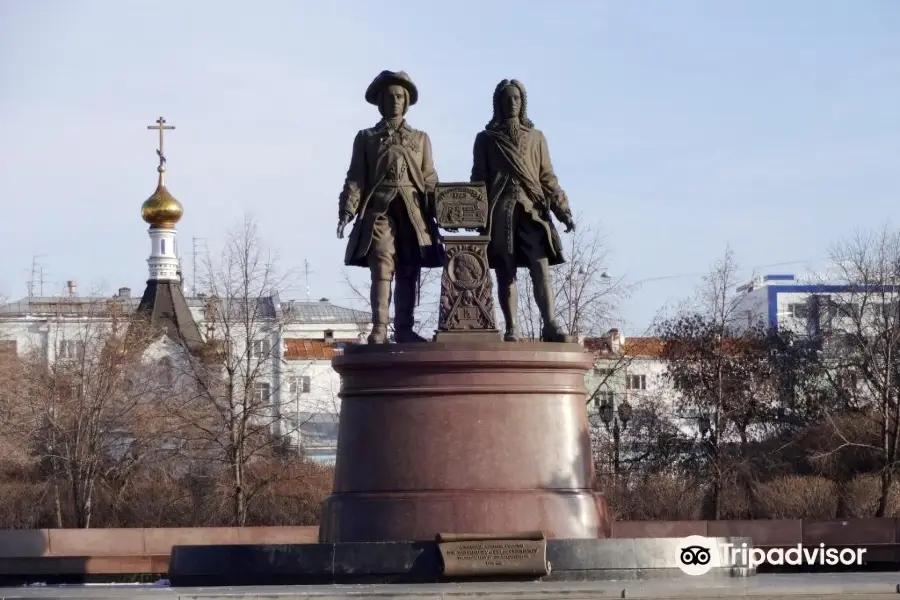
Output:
[[364, 70, 419, 106], [337, 70, 442, 344]]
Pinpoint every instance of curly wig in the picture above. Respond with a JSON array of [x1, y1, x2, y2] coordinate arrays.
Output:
[[486, 79, 534, 130]]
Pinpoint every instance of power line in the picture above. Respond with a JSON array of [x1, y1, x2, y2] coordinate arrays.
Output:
[[622, 257, 825, 287]]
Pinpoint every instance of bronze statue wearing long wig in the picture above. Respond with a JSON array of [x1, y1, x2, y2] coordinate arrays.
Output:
[[470, 78, 576, 343]]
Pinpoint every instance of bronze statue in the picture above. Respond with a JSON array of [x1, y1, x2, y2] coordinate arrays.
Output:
[[337, 70, 442, 344], [470, 79, 576, 343]]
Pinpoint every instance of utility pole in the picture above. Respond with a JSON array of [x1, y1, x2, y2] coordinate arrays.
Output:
[[192, 237, 208, 296], [304, 259, 311, 302], [26, 255, 47, 298]]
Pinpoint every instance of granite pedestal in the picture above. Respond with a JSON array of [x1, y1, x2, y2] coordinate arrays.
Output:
[[319, 342, 608, 542]]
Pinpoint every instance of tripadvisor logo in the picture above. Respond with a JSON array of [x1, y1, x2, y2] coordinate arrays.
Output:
[[676, 535, 867, 575]]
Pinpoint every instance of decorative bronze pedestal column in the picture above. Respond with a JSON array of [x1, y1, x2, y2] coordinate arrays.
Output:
[[433, 183, 500, 342]]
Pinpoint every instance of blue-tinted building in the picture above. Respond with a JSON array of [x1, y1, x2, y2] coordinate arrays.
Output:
[[731, 273, 899, 336]]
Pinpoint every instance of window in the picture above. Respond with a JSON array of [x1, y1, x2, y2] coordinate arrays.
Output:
[[252, 382, 271, 404], [626, 374, 646, 390], [160, 239, 166, 254], [593, 390, 615, 409], [251, 339, 271, 358], [58, 340, 84, 360], [887, 300, 900, 316], [862, 300, 900, 324], [808, 294, 835, 334], [289, 376, 312, 395], [593, 368, 613, 378], [837, 302, 860, 321], [788, 302, 809, 320], [876, 300, 900, 326], [677, 406, 700, 419]]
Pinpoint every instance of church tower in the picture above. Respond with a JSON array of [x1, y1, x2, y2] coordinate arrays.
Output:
[[136, 117, 204, 350]]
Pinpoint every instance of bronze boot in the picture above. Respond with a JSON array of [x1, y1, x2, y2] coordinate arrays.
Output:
[[393, 267, 427, 343], [496, 267, 520, 342], [368, 278, 391, 344], [531, 266, 574, 343]]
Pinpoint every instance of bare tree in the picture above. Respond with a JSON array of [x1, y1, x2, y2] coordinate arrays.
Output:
[[810, 226, 900, 516], [655, 248, 778, 519], [170, 215, 320, 525], [0, 339, 35, 488], [515, 219, 624, 340], [590, 392, 688, 479], [10, 299, 168, 528]]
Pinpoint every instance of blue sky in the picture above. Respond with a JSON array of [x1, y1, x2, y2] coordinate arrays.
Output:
[[1, 0, 898, 332]]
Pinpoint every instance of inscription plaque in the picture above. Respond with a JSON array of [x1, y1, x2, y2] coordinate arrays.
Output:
[[434, 183, 489, 230], [436, 532, 549, 578]]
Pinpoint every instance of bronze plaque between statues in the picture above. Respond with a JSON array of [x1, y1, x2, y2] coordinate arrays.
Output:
[[437, 532, 549, 578], [434, 183, 489, 230]]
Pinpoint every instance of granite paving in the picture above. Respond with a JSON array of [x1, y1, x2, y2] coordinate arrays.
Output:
[[0, 573, 898, 599]]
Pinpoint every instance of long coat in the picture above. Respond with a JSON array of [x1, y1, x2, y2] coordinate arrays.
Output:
[[470, 126, 572, 267], [339, 120, 442, 268]]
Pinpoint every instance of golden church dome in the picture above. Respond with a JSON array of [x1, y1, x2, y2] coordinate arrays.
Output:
[[141, 167, 184, 229]]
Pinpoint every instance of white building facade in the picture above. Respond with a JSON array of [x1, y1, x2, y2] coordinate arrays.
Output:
[[585, 329, 677, 429], [0, 293, 369, 465]]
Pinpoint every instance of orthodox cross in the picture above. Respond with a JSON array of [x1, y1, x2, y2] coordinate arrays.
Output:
[[147, 116, 175, 168]]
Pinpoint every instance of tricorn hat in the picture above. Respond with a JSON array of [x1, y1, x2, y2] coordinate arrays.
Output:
[[365, 70, 418, 107]]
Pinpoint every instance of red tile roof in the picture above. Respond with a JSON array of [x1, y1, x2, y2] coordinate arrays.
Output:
[[583, 337, 610, 353], [284, 339, 359, 360], [586, 335, 763, 360], [585, 336, 665, 359], [623, 337, 666, 358]]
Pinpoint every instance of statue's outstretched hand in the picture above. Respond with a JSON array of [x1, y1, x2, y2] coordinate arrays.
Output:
[[337, 213, 352, 239], [548, 198, 575, 233]]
